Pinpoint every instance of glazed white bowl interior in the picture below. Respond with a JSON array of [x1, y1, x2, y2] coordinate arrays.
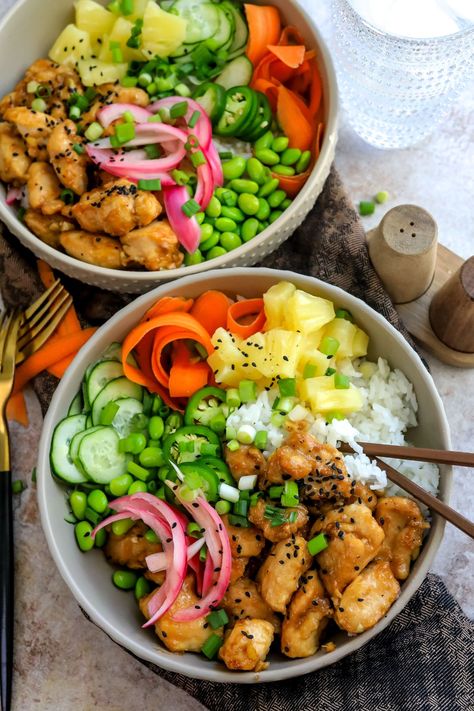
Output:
[[0, 0, 338, 293], [37, 268, 451, 683]]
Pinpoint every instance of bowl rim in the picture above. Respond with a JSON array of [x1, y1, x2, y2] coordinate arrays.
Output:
[[0, 0, 339, 284], [37, 267, 451, 684]]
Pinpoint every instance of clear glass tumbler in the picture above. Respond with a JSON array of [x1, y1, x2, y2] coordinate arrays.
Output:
[[331, 0, 474, 148]]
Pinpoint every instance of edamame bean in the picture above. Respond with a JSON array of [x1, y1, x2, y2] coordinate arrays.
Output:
[[269, 210, 283, 223], [148, 415, 164, 441], [94, 528, 107, 548], [280, 147, 302, 166], [241, 218, 259, 242], [195, 212, 205, 224], [70, 491, 87, 521], [111, 517, 134, 536], [258, 178, 279, 197], [135, 576, 151, 600], [254, 148, 280, 166], [222, 156, 247, 181], [237, 193, 259, 216], [295, 150, 311, 173], [184, 249, 204, 266], [139, 446, 165, 468], [75, 521, 94, 552], [128, 480, 147, 495], [199, 231, 220, 252], [254, 130, 274, 151], [145, 528, 160, 543], [255, 197, 270, 221], [215, 216, 237, 232], [246, 157, 266, 185], [87, 489, 108, 514], [268, 189, 286, 208], [205, 195, 222, 218], [109, 473, 133, 497], [273, 165, 295, 176], [219, 232, 242, 251], [206, 246, 227, 259], [281, 198, 292, 210], [124, 432, 147, 454], [271, 136, 289, 153], [112, 570, 138, 590], [221, 206, 245, 222], [229, 179, 259, 194], [200, 223, 213, 242]]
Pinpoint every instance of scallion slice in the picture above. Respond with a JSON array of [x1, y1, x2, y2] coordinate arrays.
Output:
[[206, 609, 229, 630], [201, 633, 223, 659], [137, 178, 162, 191], [307, 533, 328, 556]]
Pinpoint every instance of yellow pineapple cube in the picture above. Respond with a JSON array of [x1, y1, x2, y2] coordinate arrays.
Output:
[[98, 17, 145, 62], [49, 24, 92, 66], [211, 328, 244, 365], [238, 332, 266, 380], [75, 0, 115, 42], [263, 281, 296, 330], [261, 329, 302, 378], [307, 385, 363, 415], [285, 289, 335, 333], [141, 1, 187, 58], [296, 332, 332, 377], [299, 375, 335, 404], [129, 0, 149, 19], [352, 327, 369, 358], [322, 318, 358, 360], [77, 59, 128, 86]]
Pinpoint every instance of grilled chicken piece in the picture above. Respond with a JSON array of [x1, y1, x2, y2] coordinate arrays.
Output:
[[144, 570, 165, 586], [104, 521, 161, 570], [72, 179, 161, 237], [311, 503, 385, 599], [257, 535, 312, 614], [24, 209, 74, 248], [224, 444, 267, 482], [230, 557, 249, 584], [222, 577, 280, 631], [218, 619, 274, 672], [60, 230, 124, 269], [0, 122, 31, 183], [120, 219, 183, 270], [139, 575, 221, 653], [81, 84, 149, 125], [248, 497, 309, 543], [47, 120, 88, 195], [27, 161, 63, 214], [375, 497, 429, 580], [347, 482, 378, 511], [222, 515, 265, 559], [3, 107, 58, 160], [334, 560, 400, 634], [281, 570, 332, 658]]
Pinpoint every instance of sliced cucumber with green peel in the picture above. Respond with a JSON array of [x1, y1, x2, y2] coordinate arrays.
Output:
[[91, 377, 143, 426], [67, 392, 83, 416], [205, 6, 234, 51], [216, 55, 253, 90], [69, 426, 103, 469], [77, 427, 129, 484], [87, 359, 124, 406], [50, 414, 88, 484], [222, 1, 248, 55], [171, 0, 220, 44], [86, 414, 93, 428], [110, 397, 144, 438]]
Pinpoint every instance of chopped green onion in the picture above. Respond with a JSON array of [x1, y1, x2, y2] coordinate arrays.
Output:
[[210, 412, 226, 434], [26, 80, 39, 94], [84, 506, 101, 526], [215, 499, 231, 515], [238, 474, 257, 491], [303, 363, 317, 379], [254, 430, 267, 450], [199, 544, 208, 562], [120, 0, 134, 15], [334, 373, 350, 389], [359, 200, 375, 216], [335, 308, 354, 322], [127, 461, 152, 482], [137, 178, 162, 191], [220, 190, 235, 207], [126, 35, 141, 49], [201, 633, 223, 659], [236, 424, 256, 445], [268, 485, 284, 499], [175, 83, 192, 97], [109, 40, 121, 49], [187, 522, 202, 539], [227, 513, 250, 528], [72, 143, 85, 155], [138, 72, 153, 87], [319, 336, 340, 356], [184, 469, 203, 490], [206, 609, 229, 629], [181, 198, 201, 217], [122, 75, 138, 87], [185, 134, 199, 150], [326, 411, 345, 423], [200, 442, 218, 456], [170, 101, 188, 118], [307, 533, 328, 556], [123, 110, 135, 124], [238, 380, 257, 404], [100, 401, 119, 425], [190, 150, 206, 167], [178, 440, 195, 453], [84, 87, 97, 102], [270, 412, 285, 428], [170, 168, 189, 185], [115, 122, 135, 144], [188, 110, 201, 128], [233, 499, 249, 517], [219, 482, 240, 503], [144, 143, 161, 159], [325, 367, 336, 376], [375, 190, 389, 204], [250, 491, 263, 507], [31, 467, 37, 483], [111, 47, 124, 63], [156, 486, 166, 500], [278, 397, 294, 414], [226, 439, 240, 452], [36, 84, 52, 98], [84, 121, 103, 141], [288, 511, 298, 523], [31, 98, 46, 112], [107, 0, 121, 13], [60, 189, 75, 205], [281, 480, 299, 507], [278, 378, 296, 397], [146, 82, 157, 96], [12, 480, 25, 495], [219, 151, 233, 159], [17, 206, 26, 222]]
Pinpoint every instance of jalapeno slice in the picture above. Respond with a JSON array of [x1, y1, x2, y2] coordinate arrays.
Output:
[[184, 385, 227, 427], [199, 456, 235, 486], [163, 425, 221, 465], [241, 92, 273, 142], [179, 462, 220, 502], [192, 82, 227, 123], [215, 86, 259, 137]]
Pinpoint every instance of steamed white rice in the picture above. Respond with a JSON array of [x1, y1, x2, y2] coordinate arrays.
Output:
[[226, 357, 439, 498]]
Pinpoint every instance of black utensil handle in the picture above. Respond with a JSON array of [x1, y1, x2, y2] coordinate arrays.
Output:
[[0, 471, 13, 711]]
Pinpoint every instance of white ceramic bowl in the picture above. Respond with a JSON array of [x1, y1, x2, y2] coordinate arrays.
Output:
[[0, 0, 338, 293], [37, 268, 450, 683]]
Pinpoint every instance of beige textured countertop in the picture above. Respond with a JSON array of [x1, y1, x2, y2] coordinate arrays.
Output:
[[5, 1, 473, 709]]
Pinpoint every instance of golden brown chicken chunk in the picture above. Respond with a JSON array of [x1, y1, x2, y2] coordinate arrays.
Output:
[[81, 84, 149, 125], [248, 497, 309, 543], [222, 515, 265, 559], [47, 120, 88, 195], [222, 577, 280, 631], [24, 209, 74, 248], [312, 503, 385, 599], [281, 570, 332, 658], [257, 535, 312, 614], [375, 497, 429, 580], [27, 161, 63, 214], [224, 444, 267, 482], [60, 230, 124, 269], [104, 521, 161, 569], [230, 557, 249, 584], [347, 482, 378, 511], [72, 179, 161, 237], [334, 560, 400, 634], [3, 107, 58, 160], [120, 219, 183, 270], [0, 122, 31, 184], [139, 575, 221, 653], [218, 619, 274, 672], [144, 569, 165, 586]]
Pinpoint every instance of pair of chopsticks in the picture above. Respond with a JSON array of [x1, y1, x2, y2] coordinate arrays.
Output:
[[338, 442, 474, 539]]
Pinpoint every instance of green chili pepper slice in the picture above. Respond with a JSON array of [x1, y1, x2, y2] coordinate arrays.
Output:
[[163, 425, 221, 465], [199, 456, 235, 486], [215, 86, 259, 137], [178, 462, 220, 502], [184, 385, 227, 427], [192, 82, 226, 122], [241, 92, 273, 142]]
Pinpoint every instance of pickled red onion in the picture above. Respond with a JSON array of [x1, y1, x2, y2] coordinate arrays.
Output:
[[97, 103, 152, 128], [163, 186, 201, 253], [149, 97, 212, 148]]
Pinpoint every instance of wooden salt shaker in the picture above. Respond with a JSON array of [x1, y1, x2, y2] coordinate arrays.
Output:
[[429, 257, 474, 353]]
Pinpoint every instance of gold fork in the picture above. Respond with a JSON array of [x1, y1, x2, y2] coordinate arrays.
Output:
[[0, 309, 23, 711]]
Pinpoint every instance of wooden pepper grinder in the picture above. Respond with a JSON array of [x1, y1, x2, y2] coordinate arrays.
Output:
[[429, 257, 474, 353]]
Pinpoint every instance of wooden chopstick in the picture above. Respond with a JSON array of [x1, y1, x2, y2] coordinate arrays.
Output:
[[341, 445, 474, 539], [338, 442, 474, 468]]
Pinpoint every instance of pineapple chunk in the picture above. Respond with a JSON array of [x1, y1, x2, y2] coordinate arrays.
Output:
[[238, 332, 266, 380], [306, 385, 363, 415], [299, 375, 335, 404], [129, 0, 149, 19], [296, 332, 331, 377], [49, 24, 92, 67], [141, 2, 187, 58], [323, 318, 358, 360], [99, 17, 146, 62], [285, 290, 335, 334], [77, 59, 128, 86], [261, 329, 302, 379], [352, 327, 369, 358], [211, 328, 243, 364], [263, 281, 296, 330], [75, 0, 115, 42]]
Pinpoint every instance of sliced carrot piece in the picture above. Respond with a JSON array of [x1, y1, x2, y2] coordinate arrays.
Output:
[[244, 4, 281, 66], [47, 353, 75, 378], [276, 85, 314, 151], [151, 327, 203, 387], [168, 341, 209, 398], [6, 391, 29, 427], [267, 44, 306, 68], [278, 25, 306, 46], [143, 296, 193, 322], [308, 60, 323, 118], [190, 290, 231, 336], [227, 298, 266, 339], [37, 259, 56, 288]]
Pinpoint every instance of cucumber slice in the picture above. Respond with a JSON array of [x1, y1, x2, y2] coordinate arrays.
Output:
[[67, 391, 83, 416], [101, 342, 122, 362], [77, 427, 129, 484], [171, 0, 220, 44], [222, 1, 248, 55], [206, 6, 233, 51], [110, 397, 144, 438], [69, 425, 103, 469], [50, 414, 88, 484], [91, 377, 143, 426], [216, 55, 253, 90], [86, 414, 93, 428], [87, 359, 124, 405]]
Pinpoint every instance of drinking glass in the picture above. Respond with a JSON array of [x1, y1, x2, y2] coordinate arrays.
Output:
[[330, 0, 474, 148]]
